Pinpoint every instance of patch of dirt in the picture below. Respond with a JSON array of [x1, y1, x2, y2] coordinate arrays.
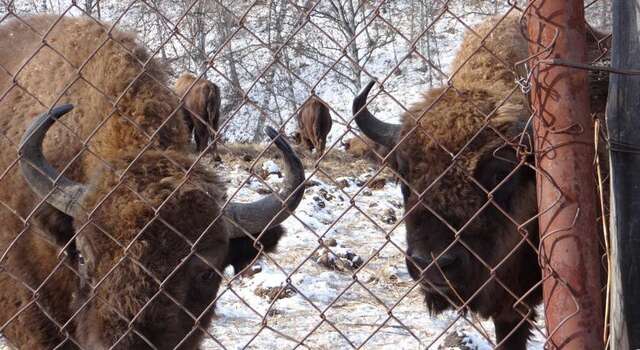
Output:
[[313, 244, 364, 272], [438, 330, 477, 350], [254, 284, 297, 302], [217, 142, 395, 185]]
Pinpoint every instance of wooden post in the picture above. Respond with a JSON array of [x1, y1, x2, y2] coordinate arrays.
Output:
[[607, 1, 640, 348]]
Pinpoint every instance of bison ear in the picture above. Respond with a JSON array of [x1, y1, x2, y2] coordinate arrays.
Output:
[[32, 204, 76, 250], [490, 102, 535, 161], [474, 146, 534, 211], [490, 103, 528, 128], [478, 102, 534, 209]]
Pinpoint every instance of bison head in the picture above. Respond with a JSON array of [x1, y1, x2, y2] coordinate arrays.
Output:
[[18, 105, 304, 349], [353, 80, 540, 316], [291, 131, 302, 145]]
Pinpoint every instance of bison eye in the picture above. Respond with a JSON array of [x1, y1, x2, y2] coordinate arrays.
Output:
[[492, 169, 511, 188], [198, 269, 217, 282]]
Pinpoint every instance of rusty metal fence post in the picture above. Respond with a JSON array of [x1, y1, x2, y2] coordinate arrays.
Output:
[[527, 0, 605, 349], [607, 0, 640, 348]]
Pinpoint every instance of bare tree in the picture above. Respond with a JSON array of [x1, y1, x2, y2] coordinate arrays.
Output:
[[252, 0, 292, 141], [416, 0, 444, 87], [297, 0, 395, 93], [83, 0, 100, 18], [216, 6, 245, 116]]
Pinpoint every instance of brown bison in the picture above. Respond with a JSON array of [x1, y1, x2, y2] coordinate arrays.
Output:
[[295, 97, 332, 159], [342, 135, 396, 168], [0, 16, 304, 349], [174, 73, 221, 154], [353, 15, 608, 349]]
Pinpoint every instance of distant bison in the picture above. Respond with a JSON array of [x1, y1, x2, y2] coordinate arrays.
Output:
[[0, 15, 304, 349], [342, 135, 377, 158], [175, 72, 221, 153], [342, 135, 396, 168], [295, 97, 332, 159], [353, 14, 609, 349]]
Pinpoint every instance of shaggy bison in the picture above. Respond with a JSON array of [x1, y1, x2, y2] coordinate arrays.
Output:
[[0, 16, 304, 349], [353, 15, 608, 349], [295, 97, 332, 159], [174, 73, 221, 153], [343, 135, 396, 168]]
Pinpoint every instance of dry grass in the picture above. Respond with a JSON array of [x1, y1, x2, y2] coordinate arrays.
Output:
[[215, 142, 396, 184]]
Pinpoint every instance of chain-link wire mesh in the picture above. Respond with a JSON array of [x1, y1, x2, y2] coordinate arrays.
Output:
[[0, 0, 615, 349]]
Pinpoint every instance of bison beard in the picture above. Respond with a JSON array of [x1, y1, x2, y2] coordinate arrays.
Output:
[[0, 16, 304, 349], [352, 14, 608, 350]]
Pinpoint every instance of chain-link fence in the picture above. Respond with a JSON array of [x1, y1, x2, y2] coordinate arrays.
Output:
[[0, 0, 615, 349]]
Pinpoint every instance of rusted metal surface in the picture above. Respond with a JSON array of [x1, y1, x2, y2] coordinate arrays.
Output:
[[527, 0, 605, 349]]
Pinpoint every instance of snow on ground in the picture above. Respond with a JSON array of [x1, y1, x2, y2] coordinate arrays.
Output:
[[0, 3, 556, 348], [0, 156, 547, 349], [203, 157, 547, 349]]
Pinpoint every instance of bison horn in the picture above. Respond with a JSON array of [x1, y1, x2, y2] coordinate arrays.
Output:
[[224, 126, 305, 239], [19, 104, 88, 217], [352, 80, 401, 148]]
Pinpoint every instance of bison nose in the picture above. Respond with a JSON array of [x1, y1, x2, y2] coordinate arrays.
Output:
[[434, 254, 457, 269], [409, 255, 432, 270], [410, 254, 457, 270]]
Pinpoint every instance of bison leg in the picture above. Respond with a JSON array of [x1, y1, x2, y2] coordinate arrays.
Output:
[[209, 129, 219, 157], [182, 111, 195, 140], [193, 119, 210, 153], [316, 139, 326, 160], [303, 137, 314, 154], [493, 315, 533, 350]]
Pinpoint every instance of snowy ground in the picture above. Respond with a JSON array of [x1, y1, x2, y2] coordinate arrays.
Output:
[[0, 154, 547, 349], [0, 2, 560, 348], [202, 154, 548, 349]]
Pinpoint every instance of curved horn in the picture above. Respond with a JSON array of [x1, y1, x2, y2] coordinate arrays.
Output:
[[19, 104, 88, 217], [352, 80, 401, 148], [225, 126, 305, 238]]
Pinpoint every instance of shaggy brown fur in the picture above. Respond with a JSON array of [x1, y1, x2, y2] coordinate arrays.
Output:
[[0, 16, 286, 349], [343, 135, 396, 168], [295, 97, 332, 159], [174, 73, 221, 154], [343, 136, 372, 157], [356, 14, 609, 350]]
